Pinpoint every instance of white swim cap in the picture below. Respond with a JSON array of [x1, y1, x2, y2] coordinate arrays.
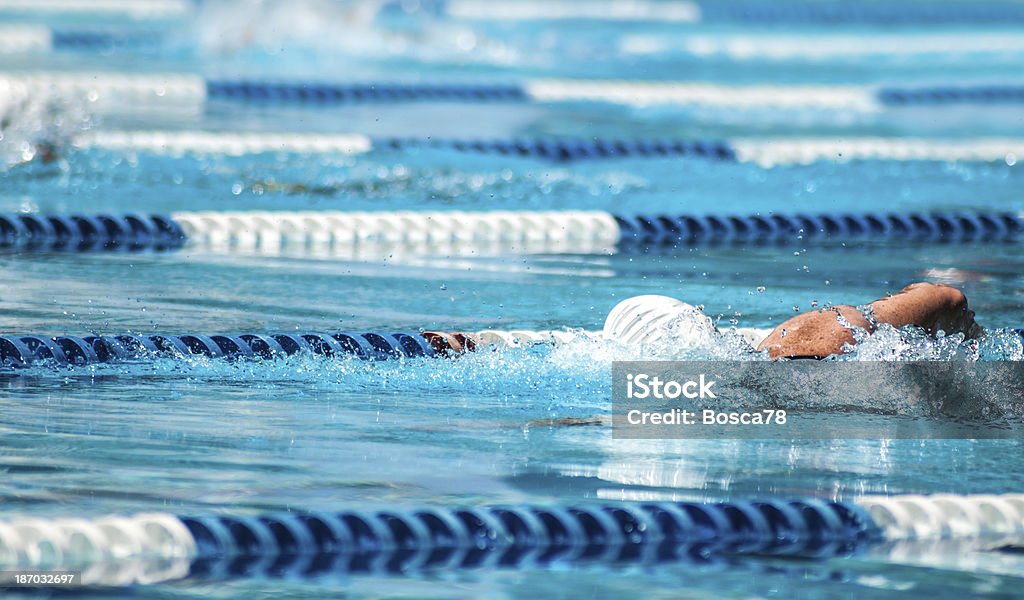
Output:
[[603, 295, 717, 349]]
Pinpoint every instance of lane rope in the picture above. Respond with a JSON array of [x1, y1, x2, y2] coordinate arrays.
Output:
[[75, 130, 1024, 165], [3, 319, 1019, 368], [0, 495, 1021, 585], [0, 328, 628, 367], [0, 212, 1020, 256], [9, 73, 1024, 110], [10, 27, 1024, 58]]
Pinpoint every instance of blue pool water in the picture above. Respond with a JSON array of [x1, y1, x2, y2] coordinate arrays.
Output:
[[1, 1, 1024, 597]]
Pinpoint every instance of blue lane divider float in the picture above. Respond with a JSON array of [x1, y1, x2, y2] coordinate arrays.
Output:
[[0, 211, 1021, 255], [0, 213, 184, 251], [51, 28, 165, 50], [206, 81, 528, 103], [878, 86, 1024, 105], [611, 212, 1024, 245], [0, 330, 461, 368], [382, 136, 736, 161], [179, 498, 877, 574], [2, 494, 1023, 586]]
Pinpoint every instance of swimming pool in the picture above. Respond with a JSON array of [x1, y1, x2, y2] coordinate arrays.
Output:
[[1, 0, 1023, 597]]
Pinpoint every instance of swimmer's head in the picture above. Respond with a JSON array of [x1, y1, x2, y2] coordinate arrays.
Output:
[[603, 295, 717, 349]]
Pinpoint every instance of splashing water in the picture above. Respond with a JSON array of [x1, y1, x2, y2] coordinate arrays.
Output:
[[10, 325, 1022, 420], [0, 82, 91, 172]]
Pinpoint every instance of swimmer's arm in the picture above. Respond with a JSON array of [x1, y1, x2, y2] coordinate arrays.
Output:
[[757, 282, 982, 359]]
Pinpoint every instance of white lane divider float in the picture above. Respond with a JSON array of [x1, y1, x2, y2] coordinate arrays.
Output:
[[0, 0, 191, 18], [75, 130, 373, 156], [0, 25, 51, 54], [619, 31, 1024, 61], [170, 210, 623, 250], [0, 73, 206, 113], [444, 0, 701, 22], [729, 137, 1024, 167], [521, 78, 881, 111]]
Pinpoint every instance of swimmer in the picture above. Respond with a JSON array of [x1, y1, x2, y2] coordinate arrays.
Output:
[[604, 282, 983, 359]]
